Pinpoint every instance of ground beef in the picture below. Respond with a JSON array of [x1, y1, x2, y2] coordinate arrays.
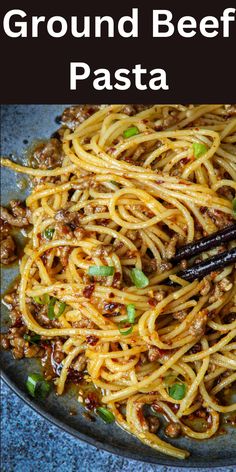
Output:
[[0, 202, 30, 264], [55, 209, 81, 228], [71, 317, 96, 329], [0, 201, 29, 227], [148, 346, 164, 362], [73, 353, 87, 372], [207, 209, 233, 229], [61, 105, 100, 129], [2, 326, 44, 359], [189, 310, 208, 337], [165, 235, 178, 260], [165, 422, 182, 438], [121, 105, 151, 116], [34, 304, 61, 328], [31, 139, 64, 169], [0, 235, 17, 264], [93, 244, 113, 257], [147, 416, 160, 433]]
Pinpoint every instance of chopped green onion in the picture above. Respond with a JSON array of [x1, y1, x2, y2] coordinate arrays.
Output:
[[23, 334, 41, 345], [192, 142, 207, 158], [169, 383, 186, 400], [96, 407, 115, 424], [110, 180, 118, 186], [233, 198, 236, 217], [118, 321, 133, 336], [47, 298, 66, 320], [33, 294, 50, 305], [48, 297, 56, 319], [123, 126, 139, 139], [130, 268, 149, 288], [127, 304, 136, 324], [57, 301, 66, 317], [43, 228, 55, 240], [88, 266, 115, 277], [26, 373, 51, 400]]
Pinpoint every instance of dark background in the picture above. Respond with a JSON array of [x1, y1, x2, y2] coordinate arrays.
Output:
[[0, 0, 236, 103]]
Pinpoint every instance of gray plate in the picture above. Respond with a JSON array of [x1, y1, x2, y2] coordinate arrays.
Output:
[[1, 105, 235, 468]]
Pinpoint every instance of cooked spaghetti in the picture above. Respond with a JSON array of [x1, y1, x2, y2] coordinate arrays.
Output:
[[1, 104, 236, 460]]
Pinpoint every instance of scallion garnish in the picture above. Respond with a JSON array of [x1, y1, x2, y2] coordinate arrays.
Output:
[[118, 321, 133, 336], [47, 297, 66, 320], [43, 228, 55, 240], [33, 294, 50, 305], [232, 198, 236, 217], [123, 126, 139, 139], [130, 268, 149, 288], [88, 266, 115, 277], [23, 334, 41, 345], [192, 142, 207, 158], [26, 373, 51, 400], [169, 383, 186, 400], [96, 407, 115, 424], [127, 304, 136, 324]]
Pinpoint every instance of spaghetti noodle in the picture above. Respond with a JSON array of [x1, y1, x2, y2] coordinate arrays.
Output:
[[1, 104, 236, 459]]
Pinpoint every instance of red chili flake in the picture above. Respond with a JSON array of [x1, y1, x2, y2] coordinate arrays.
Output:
[[83, 284, 95, 299], [99, 219, 109, 226], [86, 335, 98, 346], [61, 225, 70, 234], [200, 206, 207, 214], [168, 402, 180, 413], [109, 292, 115, 298], [156, 180, 164, 184], [67, 368, 84, 384], [195, 409, 207, 418], [12, 318, 23, 328], [154, 348, 167, 357], [84, 392, 99, 411], [107, 147, 116, 154], [104, 302, 120, 313], [151, 403, 163, 413], [189, 343, 201, 354], [180, 157, 191, 165], [112, 272, 121, 288], [148, 298, 158, 307]]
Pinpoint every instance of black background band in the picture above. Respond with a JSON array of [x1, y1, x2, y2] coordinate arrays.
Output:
[[1, 0, 235, 103]]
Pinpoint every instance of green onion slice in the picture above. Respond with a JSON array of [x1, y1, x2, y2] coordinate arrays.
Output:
[[118, 321, 133, 336], [233, 198, 236, 217], [26, 373, 51, 400], [127, 304, 136, 324], [123, 126, 139, 139], [130, 268, 149, 288], [23, 334, 41, 344], [192, 142, 207, 158], [88, 266, 115, 277], [47, 298, 66, 320], [43, 228, 55, 240], [33, 294, 50, 305], [96, 407, 115, 424], [169, 383, 186, 400]]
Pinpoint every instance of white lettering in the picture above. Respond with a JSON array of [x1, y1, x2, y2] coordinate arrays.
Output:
[[47, 16, 68, 37], [3, 9, 27, 37], [221, 8, 236, 37], [70, 62, 90, 90], [177, 16, 196, 38], [153, 10, 174, 37], [118, 8, 138, 38]]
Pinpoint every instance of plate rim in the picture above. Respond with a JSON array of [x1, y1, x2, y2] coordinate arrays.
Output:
[[1, 369, 235, 469]]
